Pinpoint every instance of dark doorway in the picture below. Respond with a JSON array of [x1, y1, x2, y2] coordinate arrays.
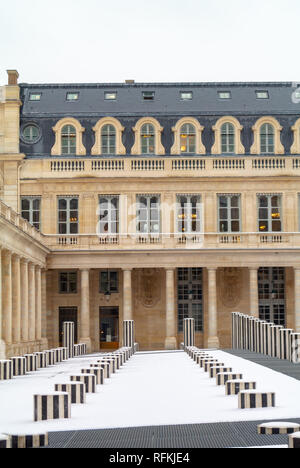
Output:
[[59, 307, 78, 346], [100, 307, 119, 349]]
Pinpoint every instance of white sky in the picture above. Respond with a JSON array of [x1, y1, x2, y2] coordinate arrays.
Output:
[[1, 0, 300, 85]]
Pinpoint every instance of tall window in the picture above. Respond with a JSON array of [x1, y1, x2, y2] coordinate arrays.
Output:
[[218, 194, 241, 232], [101, 124, 116, 155], [260, 124, 275, 154], [221, 123, 235, 153], [180, 124, 196, 154], [258, 194, 281, 232], [98, 196, 119, 234], [141, 124, 155, 154], [177, 195, 201, 233], [21, 197, 41, 231], [58, 197, 79, 234], [59, 272, 77, 294], [100, 271, 119, 293], [177, 268, 203, 332], [61, 125, 76, 155], [136, 195, 160, 234], [258, 267, 285, 326]]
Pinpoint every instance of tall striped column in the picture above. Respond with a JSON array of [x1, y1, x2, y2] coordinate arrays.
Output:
[[123, 320, 134, 350], [63, 322, 75, 359], [290, 333, 300, 364], [183, 318, 195, 348]]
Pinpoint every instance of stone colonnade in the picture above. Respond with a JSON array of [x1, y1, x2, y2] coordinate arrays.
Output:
[[0, 246, 47, 357]]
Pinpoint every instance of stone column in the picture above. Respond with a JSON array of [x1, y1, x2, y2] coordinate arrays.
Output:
[[165, 268, 177, 350], [20, 259, 29, 342], [0, 247, 5, 359], [35, 266, 42, 344], [12, 254, 21, 344], [28, 263, 36, 342], [2, 250, 12, 346], [294, 268, 300, 332], [40, 269, 48, 349], [80, 269, 91, 352], [249, 267, 259, 318], [123, 269, 133, 320], [207, 268, 220, 348]]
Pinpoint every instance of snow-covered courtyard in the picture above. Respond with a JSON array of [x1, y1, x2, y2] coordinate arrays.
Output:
[[1, 350, 300, 435]]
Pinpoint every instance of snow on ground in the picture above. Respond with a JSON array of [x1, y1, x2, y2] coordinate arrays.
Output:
[[1, 349, 300, 434]]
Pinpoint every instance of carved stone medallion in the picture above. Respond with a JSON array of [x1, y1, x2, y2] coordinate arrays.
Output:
[[219, 268, 242, 308], [136, 269, 162, 308]]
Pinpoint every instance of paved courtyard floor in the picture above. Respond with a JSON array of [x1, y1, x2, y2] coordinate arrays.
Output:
[[1, 349, 300, 447]]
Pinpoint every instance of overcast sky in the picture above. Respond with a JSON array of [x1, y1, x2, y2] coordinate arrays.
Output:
[[1, 0, 300, 85]]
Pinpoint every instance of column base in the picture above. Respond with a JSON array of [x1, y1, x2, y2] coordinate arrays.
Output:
[[207, 336, 220, 349], [0, 340, 6, 359], [164, 337, 177, 350], [79, 337, 92, 354]]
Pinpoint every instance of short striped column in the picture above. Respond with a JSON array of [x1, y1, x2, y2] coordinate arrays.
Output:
[[210, 366, 233, 379], [34, 352, 47, 369], [289, 432, 300, 448], [74, 344, 80, 357], [58, 348, 68, 361], [196, 354, 211, 365], [81, 367, 104, 385], [70, 374, 96, 393], [258, 422, 300, 435], [183, 318, 195, 348], [91, 362, 110, 379], [34, 393, 71, 421], [63, 322, 75, 359], [54, 383, 86, 404], [280, 329, 293, 360], [238, 391, 276, 409], [78, 343, 87, 355], [204, 360, 222, 373], [7, 433, 49, 449], [105, 355, 120, 370], [24, 355, 38, 372], [248, 317, 256, 352], [269, 325, 283, 358], [0, 434, 11, 448], [226, 380, 256, 395], [45, 350, 56, 366], [216, 372, 243, 386], [290, 333, 300, 364], [98, 358, 115, 373], [261, 322, 270, 355], [11, 357, 26, 376], [51, 349, 63, 364], [231, 312, 238, 349], [123, 320, 134, 350], [200, 358, 218, 368]]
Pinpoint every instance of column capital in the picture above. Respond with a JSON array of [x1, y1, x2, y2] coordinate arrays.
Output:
[[249, 266, 260, 271], [122, 267, 133, 272], [207, 267, 218, 272], [2, 248, 12, 258]]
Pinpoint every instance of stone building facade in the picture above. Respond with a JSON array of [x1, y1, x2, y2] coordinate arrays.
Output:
[[1, 70, 300, 357]]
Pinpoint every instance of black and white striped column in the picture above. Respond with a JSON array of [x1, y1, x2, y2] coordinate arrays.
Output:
[[269, 325, 282, 358], [183, 318, 195, 348], [63, 322, 75, 359], [11, 357, 26, 376], [123, 320, 135, 350], [290, 333, 300, 364], [34, 352, 47, 369], [81, 368, 104, 385], [280, 329, 293, 360], [70, 374, 97, 393], [45, 350, 56, 366], [98, 358, 115, 374], [289, 432, 300, 448], [0, 434, 11, 448], [7, 433, 49, 449], [258, 422, 300, 435], [24, 354, 38, 372], [54, 383, 86, 404], [238, 391, 276, 409], [226, 380, 256, 395], [216, 372, 243, 386], [203, 360, 222, 373], [210, 366, 233, 379], [34, 393, 71, 421]]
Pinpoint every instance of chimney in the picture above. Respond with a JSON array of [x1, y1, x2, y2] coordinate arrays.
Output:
[[7, 70, 19, 85], [125, 79, 135, 84]]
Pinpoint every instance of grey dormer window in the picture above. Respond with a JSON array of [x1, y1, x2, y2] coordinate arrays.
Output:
[[218, 91, 231, 99], [105, 92, 117, 100], [256, 90, 269, 99], [66, 92, 79, 101], [142, 91, 155, 101], [180, 91, 193, 100], [61, 125, 76, 155], [29, 93, 41, 101]]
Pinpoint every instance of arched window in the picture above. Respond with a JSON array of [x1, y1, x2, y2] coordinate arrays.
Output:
[[101, 124, 116, 155], [290, 118, 300, 154], [51, 118, 86, 156], [221, 123, 235, 153], [180, 124, 196, 154], [141, 124, 155, 154], [260, 123, 275, 154], [61, 125, 76, 155]]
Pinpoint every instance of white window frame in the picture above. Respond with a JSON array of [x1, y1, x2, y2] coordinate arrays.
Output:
[[176, 194, 201, 234], [57, 196, 79, 234], [21, 196, 41, 231], [257, 194, 282, 233], [136, 194, 160, 235], [218, 194, 241, 233], [98, 195, 119, 234]]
